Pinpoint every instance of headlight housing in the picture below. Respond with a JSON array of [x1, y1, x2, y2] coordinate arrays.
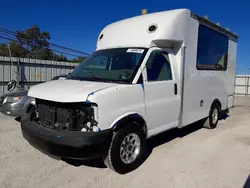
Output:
[[4, 96, 22, 103], [30, 97, 36, 105], [80, 105, 99, 132]]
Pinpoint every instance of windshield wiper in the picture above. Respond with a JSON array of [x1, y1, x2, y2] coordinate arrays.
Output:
[[67, 73, 128, 83], [91, 76, 114, 83]]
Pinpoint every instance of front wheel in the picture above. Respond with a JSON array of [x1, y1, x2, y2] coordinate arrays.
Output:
[[104, 122, 146, 174]]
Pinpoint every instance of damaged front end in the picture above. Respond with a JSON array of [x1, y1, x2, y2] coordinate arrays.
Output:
[[20, 98, 112, 160], [31, 98, 100, 132]]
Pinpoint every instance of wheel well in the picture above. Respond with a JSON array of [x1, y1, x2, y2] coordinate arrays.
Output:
[[112, 114, 147, 136], [212, 99, 221, 110]]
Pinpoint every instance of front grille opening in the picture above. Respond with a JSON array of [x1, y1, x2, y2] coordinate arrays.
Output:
[[34, 99, 96, 131]]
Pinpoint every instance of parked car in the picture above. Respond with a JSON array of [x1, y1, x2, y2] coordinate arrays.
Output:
[[0, 90, 31, 117], [0, 74, 68, 117]]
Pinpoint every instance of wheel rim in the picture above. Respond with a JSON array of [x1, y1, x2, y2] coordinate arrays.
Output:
[[120, 133, 141, 164], [212, 108, 219, 124]]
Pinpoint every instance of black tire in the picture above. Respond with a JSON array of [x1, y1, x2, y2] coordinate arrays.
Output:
[[203, 103, 221, 129], [104, 122, 146, 174]]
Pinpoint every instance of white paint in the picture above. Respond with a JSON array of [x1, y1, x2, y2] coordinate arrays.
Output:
[[109, 111, 142, 128], [87, 84, 147, 134], [139, 47, 181, 137], [28, 80, 117, 102], [179, 18, 238, 127], [97, 9, 190, 50], [228, 95, 234, 108]]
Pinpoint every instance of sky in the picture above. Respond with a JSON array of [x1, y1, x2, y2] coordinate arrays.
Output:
[[1, 0, 250, 74]]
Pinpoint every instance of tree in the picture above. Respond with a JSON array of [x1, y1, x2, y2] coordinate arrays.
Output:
[[0, 44, 9, 56], [0, 25, 86, 62], [0, 42, 25, 57], [16, 25, 52, 59]]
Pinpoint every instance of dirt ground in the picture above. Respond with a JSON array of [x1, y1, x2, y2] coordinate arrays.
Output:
[[0, 97, 250, 188]]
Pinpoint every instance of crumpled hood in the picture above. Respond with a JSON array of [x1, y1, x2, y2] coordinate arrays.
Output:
[[28, 80, 118, 102]]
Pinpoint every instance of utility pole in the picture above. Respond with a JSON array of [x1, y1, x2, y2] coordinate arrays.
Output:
[[7, 44, 20, 88]]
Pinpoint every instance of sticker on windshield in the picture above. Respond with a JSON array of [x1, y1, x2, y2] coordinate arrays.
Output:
[[126, 48, 144, 53]]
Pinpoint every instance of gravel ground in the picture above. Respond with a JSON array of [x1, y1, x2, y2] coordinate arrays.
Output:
[[0, 97, 250, 188]]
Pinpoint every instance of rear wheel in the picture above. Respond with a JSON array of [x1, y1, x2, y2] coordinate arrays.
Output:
[[203, 103, 220, 129], [104, 122, 146, 174]]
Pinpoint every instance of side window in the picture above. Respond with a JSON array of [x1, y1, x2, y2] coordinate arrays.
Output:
[[146, 51, 172, 81], [197, 24, 229, 70]]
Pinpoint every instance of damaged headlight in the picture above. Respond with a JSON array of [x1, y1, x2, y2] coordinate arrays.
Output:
[[30, 97, 36, 105], [67, 104, 100, 132], [80, 105, 99, 132]]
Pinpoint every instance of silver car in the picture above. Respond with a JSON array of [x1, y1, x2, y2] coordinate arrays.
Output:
[[0, 74, 68, 117], [0, 90, 32, 117]]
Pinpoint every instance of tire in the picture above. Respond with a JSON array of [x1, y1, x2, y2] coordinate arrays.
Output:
[[203, 103, 220, 129], [104, 122, 146, 174]]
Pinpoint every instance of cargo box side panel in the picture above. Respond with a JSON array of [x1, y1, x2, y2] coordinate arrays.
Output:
[[180, 18, 209, 127], [226, 39, 237, 107], [180, 18, 236, 127]]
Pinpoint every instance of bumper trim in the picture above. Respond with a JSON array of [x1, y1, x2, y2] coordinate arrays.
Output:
[[21, 117, 112, 160]]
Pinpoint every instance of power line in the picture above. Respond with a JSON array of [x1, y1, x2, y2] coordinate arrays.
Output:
[[48, 49, 81, 57], [0, 35, 18, 42], [0, 27, 90, 56], [0, 35, 81, 58], [49, 43, 90, 56]]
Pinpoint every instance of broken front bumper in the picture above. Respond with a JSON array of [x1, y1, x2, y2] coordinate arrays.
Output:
[[20, 116, 112, 160]]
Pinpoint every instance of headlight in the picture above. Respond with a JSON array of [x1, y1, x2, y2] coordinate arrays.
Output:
[[5, 96, 22, 103]]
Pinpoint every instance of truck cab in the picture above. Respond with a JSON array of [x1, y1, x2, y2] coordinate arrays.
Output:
[[20, 8, 238, 174]]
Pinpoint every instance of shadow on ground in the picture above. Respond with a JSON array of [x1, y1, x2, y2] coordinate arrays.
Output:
[[62, 120, 205, 170], [62, 157, 106, 168], [243, 175, 250, 188]]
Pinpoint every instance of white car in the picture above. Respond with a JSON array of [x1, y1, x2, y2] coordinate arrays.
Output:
[[20, 8, 238, 174]]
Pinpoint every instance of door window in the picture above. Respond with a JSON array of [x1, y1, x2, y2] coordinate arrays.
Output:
[[146, 51, 172, 81]]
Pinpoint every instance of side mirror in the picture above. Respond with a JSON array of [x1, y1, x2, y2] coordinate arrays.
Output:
[[7, 80, 17, 92]]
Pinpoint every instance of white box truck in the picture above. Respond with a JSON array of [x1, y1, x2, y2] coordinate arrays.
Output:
[[20, 8, 238, 174]]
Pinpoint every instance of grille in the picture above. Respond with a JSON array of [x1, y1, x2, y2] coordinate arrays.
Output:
[[38, 104, 57, 129], [36, 99, 93, 131]]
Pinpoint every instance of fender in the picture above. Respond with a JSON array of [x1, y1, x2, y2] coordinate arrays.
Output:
[[212, 98, 222, 110], [110, 112, 147, 135]]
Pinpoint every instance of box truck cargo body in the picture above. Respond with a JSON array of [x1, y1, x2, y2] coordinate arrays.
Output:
[[20, 9, 238, 174]]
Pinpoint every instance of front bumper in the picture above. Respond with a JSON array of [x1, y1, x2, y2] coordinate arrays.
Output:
[[21, 116, 112, 160]]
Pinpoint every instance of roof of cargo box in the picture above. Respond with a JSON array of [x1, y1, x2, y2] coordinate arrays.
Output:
[[96, 8, 238, 51], [96, 9, 190, 50]]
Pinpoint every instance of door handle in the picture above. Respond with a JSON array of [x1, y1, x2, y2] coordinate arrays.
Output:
[[174, 83, 177, 95]]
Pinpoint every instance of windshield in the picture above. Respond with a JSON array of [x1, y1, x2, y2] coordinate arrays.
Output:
[[70, 48, 147, 83]]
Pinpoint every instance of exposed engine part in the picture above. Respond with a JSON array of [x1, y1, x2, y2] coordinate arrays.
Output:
[[31, 99, 98, 132]]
